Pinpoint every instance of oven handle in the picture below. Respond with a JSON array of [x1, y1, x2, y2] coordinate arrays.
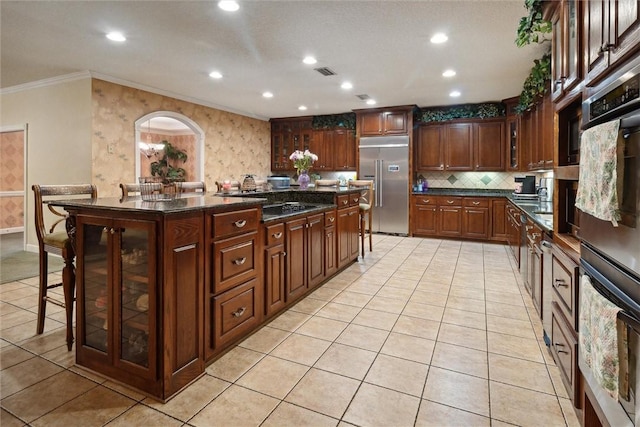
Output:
[[581, 257, 640, 322]]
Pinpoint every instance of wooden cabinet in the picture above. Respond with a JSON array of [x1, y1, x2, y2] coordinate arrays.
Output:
[[270, 118, 313, 171], [76, 212, 204, 400], [550, 244, 581, 406], [412, 196, 438, 236], [324, 210, 338, 278], [331, 129, 356, 171], [491, 198, 508, 241], [521, 92, 554, 171], [584, 0, 640, 86], [415, 124, 445, 171], [462, 198, 490, 239], [506, 202, 522, 269], [475, 121, 505, 171], [438, 197, 463, 237], [358, 110, 408, 136], [206, 207, 261, 361], [285, 213, 325, 303], [550, 0, 582, 101], [416, 120, 506, 172], [503, 96, 522, 172], [310, 130, 334, 171], [263, 223, 286, 318], [337, 203, 359, 268]]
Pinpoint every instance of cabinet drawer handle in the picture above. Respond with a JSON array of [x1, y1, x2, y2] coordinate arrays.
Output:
[[472, 201, 480, 205], [234, 220, 247, 228], [349, 211, 356, 216], [422, 199, 430, 203], [233, 257, 247, 265], [342, 200, 348, 205], [554, 278, 568, 288], [554, 342, 569, 354], [272, 232, 283, 239], [232, 307, 246, 318], [328, 217, 335, 223], [353, 198, 359, 203], [446, 200, 454, 204]]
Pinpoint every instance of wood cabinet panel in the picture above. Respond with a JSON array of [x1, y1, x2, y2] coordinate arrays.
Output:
[[337, 205, 359, 268], [212, 232, 258, 294], [551, 304, 580, 406], [463, 207, 489, 239], [307, 213, 325, 289], [358, 110, 408, 136], [324, 224, 337, 278], [359, 113, 384, 136], [475, 121, 505, 171], [332, 129, 356, 171], [264, 244, 286, 317], [551, 245, 580, 330], [212, 208, 259, 239], [416, 125, 445, 171], [439, 206, 462, 237], [212, 278, 260, 349], [384, 111, 409, 134], [491, 198, 508, 241], [445, 123, 474, 171], [285, 217, 307, 301]]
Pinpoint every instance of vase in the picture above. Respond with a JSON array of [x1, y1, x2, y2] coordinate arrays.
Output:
[[298, 170, 310, 189]]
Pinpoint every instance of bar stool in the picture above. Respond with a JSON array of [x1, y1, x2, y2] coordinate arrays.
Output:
[[32, 184, 97, 350], [348, 180, 374, 257], [315, 179, 339, 187]]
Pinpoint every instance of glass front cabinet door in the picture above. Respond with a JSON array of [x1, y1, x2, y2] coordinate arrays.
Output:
[[76, 215, 157, 382]]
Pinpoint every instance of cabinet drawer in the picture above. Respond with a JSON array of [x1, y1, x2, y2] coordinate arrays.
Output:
[[551, 247, 579, 330], [349, 193, 361, 207], [336, 194, 350, 209], [212, 208, 259, 239], [212, 278, 259, 349], [264, 223, 284, 247], [439, 196, 462, 207], [325, 210, 337, 227], [414, 196, 437, 206], [463, 197, 489, 208], [213, 232, 257, 294], [551, 305, 579, 406]]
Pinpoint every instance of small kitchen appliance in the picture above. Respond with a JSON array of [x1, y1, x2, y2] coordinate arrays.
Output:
[[267, 176, 290, 190]]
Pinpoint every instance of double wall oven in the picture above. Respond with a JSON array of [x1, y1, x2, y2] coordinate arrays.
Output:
[[580, 56, 640, 426]]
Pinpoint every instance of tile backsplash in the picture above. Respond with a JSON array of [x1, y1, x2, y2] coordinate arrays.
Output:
[[416, 171, 548, 190]]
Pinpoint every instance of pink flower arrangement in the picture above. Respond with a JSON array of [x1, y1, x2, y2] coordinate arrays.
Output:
[[289, 149, 318, 174]]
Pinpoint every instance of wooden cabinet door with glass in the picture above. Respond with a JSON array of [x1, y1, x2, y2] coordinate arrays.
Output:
[[76, 215, 158, 385]]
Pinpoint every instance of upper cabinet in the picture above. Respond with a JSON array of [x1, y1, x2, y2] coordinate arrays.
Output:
[[584, 0, 640, 86], [520, 92, 554, 171], [270, 118, 313, 171], [503, 96, 522, 171], [415, 119, 505, 172], [357, 109, 409, 136], [551, 0, 582, 101]]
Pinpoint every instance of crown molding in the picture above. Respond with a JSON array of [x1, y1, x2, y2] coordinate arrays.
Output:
[[0, 71, 91, 94]]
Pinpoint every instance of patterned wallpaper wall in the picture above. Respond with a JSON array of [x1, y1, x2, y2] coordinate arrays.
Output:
[[91, 79, 271, 197], [0, 131, 24, 229]]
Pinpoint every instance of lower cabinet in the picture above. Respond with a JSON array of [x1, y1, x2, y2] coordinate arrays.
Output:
[[337, 205, 359, 268], [412, 195, 504, 241], [76, 212, 204, 400], [212, 277, 260, 349], [550, 244, 581, 407], [505, 201, 521, 268], [285, 213, 325, 302], [264, 222, 286, 318], [490, 198, 508, 241], [324, 210, 338, 278]]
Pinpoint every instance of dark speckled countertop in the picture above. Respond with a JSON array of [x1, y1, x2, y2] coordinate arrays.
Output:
[[412, 188, 553, 232]]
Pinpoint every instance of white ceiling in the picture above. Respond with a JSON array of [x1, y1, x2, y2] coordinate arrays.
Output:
[[1, 0, 548, 121]]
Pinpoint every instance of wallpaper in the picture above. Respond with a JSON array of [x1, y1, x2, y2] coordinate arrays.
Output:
[[0, 131, 24, 229], [91, 79, 271, 197]]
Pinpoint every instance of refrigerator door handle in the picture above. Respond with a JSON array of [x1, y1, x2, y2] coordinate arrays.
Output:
[[377, 159, 383, 207]]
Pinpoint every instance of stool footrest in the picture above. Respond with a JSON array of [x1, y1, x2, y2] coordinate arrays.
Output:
[[44, 296, 65, 308]]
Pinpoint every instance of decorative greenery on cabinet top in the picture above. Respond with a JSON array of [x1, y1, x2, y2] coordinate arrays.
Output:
[[416, 103, 506, 123], [515, 0, 552, 47], [312, 113, 356, 130], [514, 52, 551, 114]]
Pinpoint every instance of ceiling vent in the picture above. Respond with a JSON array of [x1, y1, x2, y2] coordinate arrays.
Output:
[[356, 94, 371, 100], [314, 67, 337, 76]]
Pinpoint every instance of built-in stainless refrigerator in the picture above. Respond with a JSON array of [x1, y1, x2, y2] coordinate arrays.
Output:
[[359, 136, 409, 235]]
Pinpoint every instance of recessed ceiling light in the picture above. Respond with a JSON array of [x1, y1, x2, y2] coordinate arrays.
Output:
[[106, 31, 126, 42], [262, 91, 273, 98], [209, 71, 223, 79], [442, 69, 456, 77], [298, 105, 308, 111], [450, 90, 461, 97], [366, 99, 376, 105], [430, 33, 448, 44], [218, 1, 239, 12], [341, 82, 353, 90], [303, 56, 317, 65]]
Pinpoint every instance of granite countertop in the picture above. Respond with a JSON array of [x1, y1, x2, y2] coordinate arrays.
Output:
[[216, 186, 360, 197], [261, 203, 336, 223], [411, 188, 553, 232], [50, 193, 267, 214]]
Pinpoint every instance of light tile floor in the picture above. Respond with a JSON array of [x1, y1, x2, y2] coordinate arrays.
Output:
[[1, 235, 581, 426]]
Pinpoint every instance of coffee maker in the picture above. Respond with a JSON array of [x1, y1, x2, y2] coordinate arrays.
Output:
[[514, 176, 537, 195]]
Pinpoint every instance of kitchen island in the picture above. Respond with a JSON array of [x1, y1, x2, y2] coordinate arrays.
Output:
[[53, 188, 362, 401]]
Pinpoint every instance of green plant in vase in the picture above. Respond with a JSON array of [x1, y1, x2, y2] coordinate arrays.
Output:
[[150, 141, 188, 183]]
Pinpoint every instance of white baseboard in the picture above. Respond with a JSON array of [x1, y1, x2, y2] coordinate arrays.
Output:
[[0, 227, 24, 234]]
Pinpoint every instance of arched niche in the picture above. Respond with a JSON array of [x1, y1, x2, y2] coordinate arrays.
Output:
[[134, 111, 205, 182]]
